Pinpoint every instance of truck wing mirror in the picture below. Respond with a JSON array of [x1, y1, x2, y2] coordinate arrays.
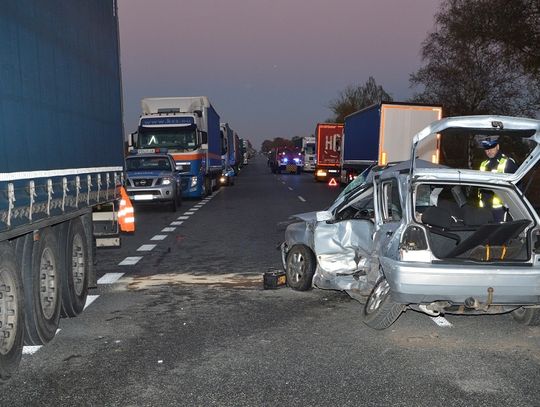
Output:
[[201, 131, 208, 145], [128, 131, 137, 147]]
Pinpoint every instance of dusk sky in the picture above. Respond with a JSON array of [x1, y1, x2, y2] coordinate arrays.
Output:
[[117, 0, 442, 149]]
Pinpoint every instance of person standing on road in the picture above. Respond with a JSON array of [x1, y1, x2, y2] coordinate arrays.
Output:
[[478, 137, 518, 221]]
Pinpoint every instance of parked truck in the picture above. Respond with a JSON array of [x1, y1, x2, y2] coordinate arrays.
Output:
[[314, 123, 344, 181], [0, 0, 130, 381], [129, 97, 222, 198], [220, 123, 236, 170], [340, 102, 443, 184], [302, 136, 316, 172]]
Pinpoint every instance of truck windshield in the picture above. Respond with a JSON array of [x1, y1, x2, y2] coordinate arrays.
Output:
[[126, 157, 172, 171], [138, 128, 197, 150], [304, 144, 315, 155]]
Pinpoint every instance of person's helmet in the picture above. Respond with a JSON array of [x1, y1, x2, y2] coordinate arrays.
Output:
[[481, 137, 499, 150]]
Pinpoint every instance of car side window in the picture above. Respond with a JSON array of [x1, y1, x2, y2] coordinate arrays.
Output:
[[335, 185, 374, 222], [381, 179, 402, 222]]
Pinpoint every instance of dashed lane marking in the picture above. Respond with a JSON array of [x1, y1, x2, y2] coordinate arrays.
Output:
[[177, 216, 189, 220], [298, 196, 306, 202], [98, 273, 125, 284], [281, 181, 286, 185], [137, 244, 156, 252], [184, 211, 195, 215], [288, 187, 293, 191], [190, 207, 199, 211], [83, 295, 100, 310], [23, 329, 61, 355], [162, 227, 176, 232], [151, 235, 167, 241], [431, 316, 453, 327], [170, 221, 183, 226], [23, 346, 42, 355], [118, 256, 143, 266]]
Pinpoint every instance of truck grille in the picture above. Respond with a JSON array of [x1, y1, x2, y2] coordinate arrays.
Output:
[[133, 178, 154, 187]]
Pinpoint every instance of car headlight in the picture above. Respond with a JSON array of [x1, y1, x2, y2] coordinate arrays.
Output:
[[161, 177, 173, 185], [190, 176, 198, 187], [293, 158, 300, 163], [283, 158, 288, 163]]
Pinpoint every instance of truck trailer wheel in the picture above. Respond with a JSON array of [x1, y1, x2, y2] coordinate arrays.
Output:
[[22, 228, 62, 345], [0, 243, 24, 382], [61, 219, 89, 317]]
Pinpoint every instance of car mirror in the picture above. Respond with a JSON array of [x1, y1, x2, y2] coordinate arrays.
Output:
[[316, 210, 333, 222]]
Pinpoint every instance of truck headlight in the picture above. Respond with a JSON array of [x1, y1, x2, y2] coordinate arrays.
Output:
[[190, 176, 198, 187]]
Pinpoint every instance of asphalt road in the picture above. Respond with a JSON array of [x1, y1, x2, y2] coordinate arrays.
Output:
[[2, 156, 539, 406]]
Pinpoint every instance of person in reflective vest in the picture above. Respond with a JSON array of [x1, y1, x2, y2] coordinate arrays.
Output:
[[478, 138, 517, 221]]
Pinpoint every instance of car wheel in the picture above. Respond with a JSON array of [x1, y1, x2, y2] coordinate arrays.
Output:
[[363, 277, 405, 330], [511, 307, 540, 326], [285, 245, 315, 291]]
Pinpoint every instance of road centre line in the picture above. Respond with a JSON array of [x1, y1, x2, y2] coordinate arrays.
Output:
[[170, 221, 183, 226], [298, 196, 306, 202], [118, 256, 143, 266], [281, 181, 286, 185], [184, 211, 195, 215], [431, 316, 453, 327], [98, 273, 125, 284], [137, 244, 156, 251], [177, 216, 189, 220], [151, 235, 167, 241], [288, 187, 293, 191], [162, 227, 176, 232]]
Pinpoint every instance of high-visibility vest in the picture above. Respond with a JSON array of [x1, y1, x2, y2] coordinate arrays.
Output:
[[118, 186, 135, 232], [478, 156, 509, 208]]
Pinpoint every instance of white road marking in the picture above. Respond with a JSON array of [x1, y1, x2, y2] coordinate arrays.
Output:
[[298, 196, 306, 202], [137, 244, 156, 251], [151, 235, 167, 241], [190, 207, 199, 211], [431, 316, 453, 327], [170, 221, 183, 226], [184, 211, 195, 215], [162, 227, 176, 232], [84, 295, 100, 310], [118, 256, 143, 266], [23, 329, 62, 355], [23, 345, 42, 355], [281, 181, 286, 185], [98, 273, 125, 284], [177, 216, 189, 220], [288, 187, 293, 191]]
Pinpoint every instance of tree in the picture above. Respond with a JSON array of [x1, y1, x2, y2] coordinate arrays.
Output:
[[410, 0, 540, 117], [328, 77, 393, 122], [260, 137, 294, 153]]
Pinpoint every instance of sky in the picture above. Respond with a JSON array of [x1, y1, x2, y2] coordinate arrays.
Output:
[[117, 0, 442, 149]]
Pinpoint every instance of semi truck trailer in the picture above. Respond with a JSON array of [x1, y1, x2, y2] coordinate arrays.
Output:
[[0, 0, 130, 380], [129, 97, 222, 198], [314, 123, 344, 182], [340, 102, 443, 184]]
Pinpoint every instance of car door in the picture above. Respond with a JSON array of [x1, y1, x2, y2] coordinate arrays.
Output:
[[373, 177, 404, 261], [312, 184, 376, 289]]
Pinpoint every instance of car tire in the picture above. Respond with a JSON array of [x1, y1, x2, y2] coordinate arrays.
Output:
[[363, 277, 405, 330], [285, 245, 316, 291], [511, 307, 540, 326], [60, 219, 89, 317], [0, 242, 24, 382]]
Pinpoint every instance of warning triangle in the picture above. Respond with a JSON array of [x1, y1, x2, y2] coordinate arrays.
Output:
[[328, 178, 338, 186]]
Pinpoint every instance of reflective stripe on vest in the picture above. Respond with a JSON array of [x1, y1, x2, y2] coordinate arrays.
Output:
[[479, 156, 508, 173]]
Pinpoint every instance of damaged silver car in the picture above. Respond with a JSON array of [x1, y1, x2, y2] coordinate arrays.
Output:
[[281, 115, 540, 329]]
